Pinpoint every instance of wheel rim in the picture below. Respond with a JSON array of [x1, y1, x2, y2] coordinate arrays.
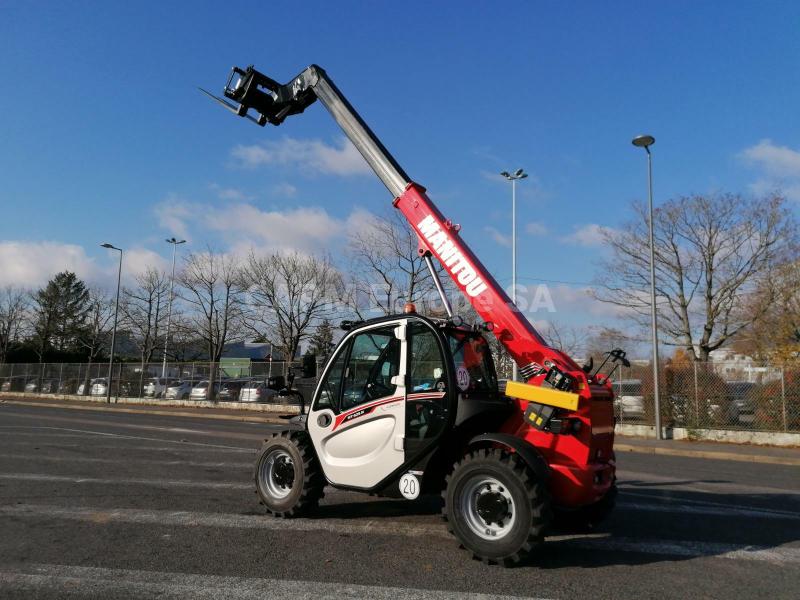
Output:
[[258, 449, 295, 499], [460, 476, 516, 540]]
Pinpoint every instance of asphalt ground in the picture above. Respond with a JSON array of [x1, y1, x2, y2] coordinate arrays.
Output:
[[0, 402, 798, 599]]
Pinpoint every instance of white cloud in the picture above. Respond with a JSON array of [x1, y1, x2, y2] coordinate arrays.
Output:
[[203, 204, 345, 253], [123, 247, 170, 278], [0, 241, 98, 288], [213, 186, 248, 201], [560, 224, 613, 247], [525, 222, 547, 236], [154, 196, 193, 241], [740, 139, 800, 178], [152, 197, 367, 255], [231, 136, 371, 176], [270, 182, 297, 198], [484, 226, 511, 247], [740, 139, 800, 201]]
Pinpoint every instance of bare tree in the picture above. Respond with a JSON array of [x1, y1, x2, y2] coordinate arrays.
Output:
[[179, 249, 247, 395], [120, 267, 170, 393], [583, 327, 633, 364], [0, 287, 28, 363], [76, 289, 115, 394], [542, 320, 586, 359], [167, 315, 206, 362], [593, 192, 797, 361], [346, 211, 445, 317], [243, 251, 342, 367], [121, 268, 170, 365]]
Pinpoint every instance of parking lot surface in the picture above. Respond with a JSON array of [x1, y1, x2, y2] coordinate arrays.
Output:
[[1, 402, 798, 599]]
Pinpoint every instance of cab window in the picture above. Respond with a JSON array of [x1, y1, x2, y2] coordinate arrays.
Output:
[[447, 331, 497, 394], [406, 322, 448, 445], [314, 340, 350, 412], [340, 326, 401, 411], [409, 323, 446, 393]]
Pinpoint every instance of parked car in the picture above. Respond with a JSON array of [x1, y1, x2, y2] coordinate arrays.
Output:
[[670, 393, 739, 426], [57, 379, 79, 394], [38, 379, 57, 393], [726, 382, 756, 425], [218, 379, 248, 402], [239, 380, 278, 403], [1, 377, 27, 392], [266, 375, 286, 391], [164, 380, 193, 400], [143, 377, 168, 398], [24, 380, 41, 393], [90, 378, 108, 396], [190, 380, 220, 400], [77, 378, 104, 395], [613, 379, 646, 420]]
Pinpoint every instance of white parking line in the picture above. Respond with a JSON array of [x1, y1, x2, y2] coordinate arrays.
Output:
[[621, 491, 800, 520], [0, 452, 252, 469], [618, 469, 800, 495], [0, 473, 252, 490], [618, 499, 800, 521], [0, 424, 257, 450], [0, 503, 453, 539], [1, 441, 256, 453], [0, 564, 548, 600], [559, 537, 800, 565], [3, 504, 799, 565]]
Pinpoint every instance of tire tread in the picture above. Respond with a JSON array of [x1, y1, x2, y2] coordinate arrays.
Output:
[[442, 447, 551, 566], [254, 430, 325, 518]]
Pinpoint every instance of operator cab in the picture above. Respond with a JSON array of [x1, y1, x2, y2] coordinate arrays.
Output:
[[306, 313, 509, 492]]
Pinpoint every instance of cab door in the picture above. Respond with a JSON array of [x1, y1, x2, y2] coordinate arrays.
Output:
[[308, 320, 407, 489]]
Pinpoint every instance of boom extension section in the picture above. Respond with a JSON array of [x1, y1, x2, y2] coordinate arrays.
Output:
[[205, 63, 582, 388]]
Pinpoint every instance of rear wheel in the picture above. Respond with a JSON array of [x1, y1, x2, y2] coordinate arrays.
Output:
[[443, 448, 551, 566], [254, 431, 325, 517]]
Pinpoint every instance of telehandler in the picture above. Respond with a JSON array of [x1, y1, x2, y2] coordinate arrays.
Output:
[[203, 64, 622, 565]]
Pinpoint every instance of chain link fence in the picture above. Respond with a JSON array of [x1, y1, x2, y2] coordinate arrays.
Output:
[[611, 360, 800, 432], [0, 360, 319, 407], [2, 358, 799, 432]]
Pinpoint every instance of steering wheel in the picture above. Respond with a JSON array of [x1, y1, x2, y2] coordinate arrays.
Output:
[[366, 381, 392, 400]]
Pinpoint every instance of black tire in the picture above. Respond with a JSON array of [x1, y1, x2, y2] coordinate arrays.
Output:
[[443, 448, 551, 566], [254, 430, 325, 517]]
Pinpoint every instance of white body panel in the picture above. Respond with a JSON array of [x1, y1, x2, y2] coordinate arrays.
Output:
[[308, 320, 407, 489]]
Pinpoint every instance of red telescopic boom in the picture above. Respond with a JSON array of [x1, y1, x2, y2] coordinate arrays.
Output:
[[204, 63, 579, 385]]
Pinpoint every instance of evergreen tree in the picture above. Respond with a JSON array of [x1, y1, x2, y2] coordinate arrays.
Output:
[[308, 319, 335, 361], [31, 271, 90, 360]]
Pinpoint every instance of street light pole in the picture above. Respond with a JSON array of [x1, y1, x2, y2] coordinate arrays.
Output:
[[632, 135, 662, 440], [162, 238, 186, 380], [500, 169, 528, 382], [101, 243, 123, 404]]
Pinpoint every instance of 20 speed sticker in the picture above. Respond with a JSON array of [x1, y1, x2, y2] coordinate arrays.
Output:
[[456, 365, 470, 391]]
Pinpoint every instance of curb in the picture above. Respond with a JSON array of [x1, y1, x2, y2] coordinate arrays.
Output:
[[614, 442, 800, 467], [0, 399, 288, 426]]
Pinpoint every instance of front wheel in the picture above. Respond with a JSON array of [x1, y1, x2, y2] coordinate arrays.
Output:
[[254, 431, 325, 517], [443, 448, 551, 566]]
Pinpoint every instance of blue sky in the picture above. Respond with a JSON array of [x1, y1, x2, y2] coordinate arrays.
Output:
[[2, 1, 799, 338]]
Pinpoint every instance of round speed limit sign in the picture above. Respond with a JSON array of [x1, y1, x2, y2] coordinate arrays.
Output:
[[399, 473, 420, 500]]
